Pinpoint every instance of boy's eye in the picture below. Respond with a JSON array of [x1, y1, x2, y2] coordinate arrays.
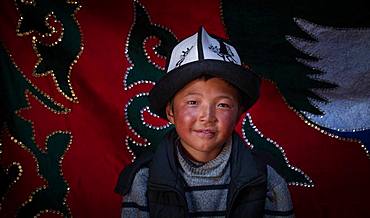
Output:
[[217, 103, 231, 108], [187, 100, 197, 105]]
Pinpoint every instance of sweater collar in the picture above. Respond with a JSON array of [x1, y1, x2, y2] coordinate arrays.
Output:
[[176, 137, 232, 178]]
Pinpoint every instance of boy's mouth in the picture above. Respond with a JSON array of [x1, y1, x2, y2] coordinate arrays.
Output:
[[193, 129, 216, 138]]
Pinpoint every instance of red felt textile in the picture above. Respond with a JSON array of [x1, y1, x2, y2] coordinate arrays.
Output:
[[0, 0, 369, 217]]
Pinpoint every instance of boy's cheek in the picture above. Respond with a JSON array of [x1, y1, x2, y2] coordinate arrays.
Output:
[[218, 110, 239, 123], [176, 107, 199, 118]]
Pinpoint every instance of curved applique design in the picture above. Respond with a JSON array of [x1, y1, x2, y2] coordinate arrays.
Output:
[[15, 0, 83, 102], [124, 0, 177, 90], [0, 45, 72, 217], [242, 114, 313, 186], [124, 1, 177, 159], [0, 145, 22, 210]]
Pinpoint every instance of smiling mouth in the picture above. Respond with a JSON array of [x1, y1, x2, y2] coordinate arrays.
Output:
[[194, 129, 216, 138]]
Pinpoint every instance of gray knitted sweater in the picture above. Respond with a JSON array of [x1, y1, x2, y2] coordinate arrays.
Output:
[[121, 139, 294, 218]]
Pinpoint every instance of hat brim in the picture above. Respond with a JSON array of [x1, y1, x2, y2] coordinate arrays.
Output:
[[149, 59, 260, 119]]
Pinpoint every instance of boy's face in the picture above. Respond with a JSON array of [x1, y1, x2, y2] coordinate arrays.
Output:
[[166, 77, 242, 162]]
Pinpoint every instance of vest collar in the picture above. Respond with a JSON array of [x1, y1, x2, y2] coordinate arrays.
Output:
[[148, 129, 265, 192]]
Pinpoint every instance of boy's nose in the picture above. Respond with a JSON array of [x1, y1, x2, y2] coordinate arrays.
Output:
[[199, 104, 217, 123]]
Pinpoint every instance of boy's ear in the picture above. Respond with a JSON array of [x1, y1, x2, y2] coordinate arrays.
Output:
[[165, 103, 175, 124]]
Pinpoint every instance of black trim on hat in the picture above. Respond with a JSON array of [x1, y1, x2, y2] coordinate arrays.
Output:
[[197, 27, 204, 60], [149, 59, 261, 119], [217, 38, 228, 57], [164, 43, 177, 73]]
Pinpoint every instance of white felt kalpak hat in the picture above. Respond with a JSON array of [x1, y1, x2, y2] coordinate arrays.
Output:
[[149, 26, 260, 119]]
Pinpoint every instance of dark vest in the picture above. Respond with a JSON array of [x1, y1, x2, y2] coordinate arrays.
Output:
[[116, 129, 267, 218]]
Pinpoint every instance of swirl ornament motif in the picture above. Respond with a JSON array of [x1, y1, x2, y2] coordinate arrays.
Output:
[[0, 138, 23, 211], [0, 45, 73, 217], [1, 0, 83, 216], [124, 0, 177, 90], [124, 1, 177, 160], [15, 0, 83, 102]]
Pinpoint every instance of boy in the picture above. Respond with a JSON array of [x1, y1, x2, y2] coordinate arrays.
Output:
[[115, 27, 294, 217]]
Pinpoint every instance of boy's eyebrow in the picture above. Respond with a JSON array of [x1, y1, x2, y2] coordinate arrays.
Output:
[[215, 95, 235, 100], [184, 92, 202, 97]]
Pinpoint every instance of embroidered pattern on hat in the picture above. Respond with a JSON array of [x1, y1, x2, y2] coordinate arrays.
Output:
[[209, 44, 236, 64], [176, 46, 194, 67]]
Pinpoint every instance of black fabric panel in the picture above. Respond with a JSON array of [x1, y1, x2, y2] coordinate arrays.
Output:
[[114, 151, 153, 195], [197, 27, 204, 60]]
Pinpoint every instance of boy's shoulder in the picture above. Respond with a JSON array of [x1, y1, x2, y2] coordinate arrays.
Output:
[[266, 165, 286, 186], [114, 151, 153, 196]]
